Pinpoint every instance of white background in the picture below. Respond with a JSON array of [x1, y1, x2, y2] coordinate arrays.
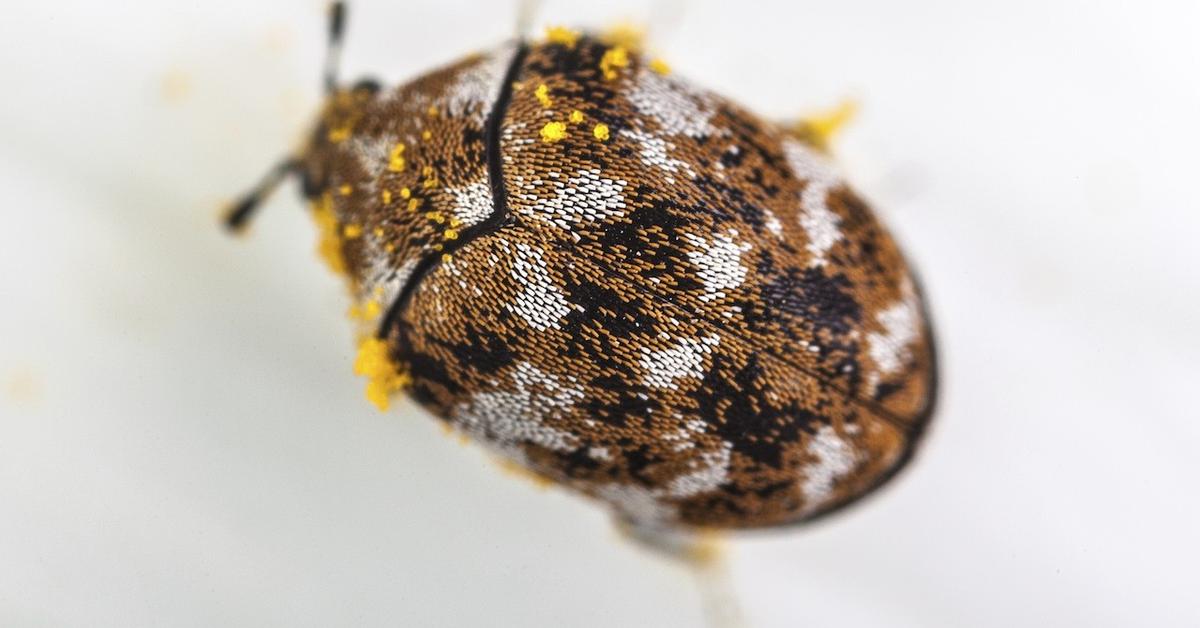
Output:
[[1, 1, 1197, 626]]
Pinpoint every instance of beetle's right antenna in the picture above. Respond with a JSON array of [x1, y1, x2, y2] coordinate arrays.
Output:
[[324, 2, 347, 94], [515, 0, 541, 41]]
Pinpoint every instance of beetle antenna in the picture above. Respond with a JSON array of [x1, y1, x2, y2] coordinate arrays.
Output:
[[224, 159, 298, 232], [324, 2, 347, 94], [515, 0, 541, 41]]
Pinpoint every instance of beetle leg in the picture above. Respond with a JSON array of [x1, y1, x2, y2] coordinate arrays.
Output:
[[790, 98, 858, 152]]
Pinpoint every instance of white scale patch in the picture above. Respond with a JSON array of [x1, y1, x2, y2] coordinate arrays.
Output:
[[866, 279, 921, 393], [364, 256, 417, 305], [764, 209, 784, 238], [349, 133, 399, 197], [625, 129, 695, 181], [441, 44, 516, 124], [597, 433, 735, 525], [506, 241, 572, 331], [799, 426, 858, 515], [454, 361, 582, 452], [447, 177, 493, 226], [684, 229, 752, 302], [629, 67, 717, 138], [639, 335, 720, 389], [783, 139, 844, 267], [666, 442, 733, 498], [521, 168, 628, 229]]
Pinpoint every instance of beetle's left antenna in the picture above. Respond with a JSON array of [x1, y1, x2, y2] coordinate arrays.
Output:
[[324, 2, 347, 94], [226, 3, 342, 233], [224, 159, 298, 232]]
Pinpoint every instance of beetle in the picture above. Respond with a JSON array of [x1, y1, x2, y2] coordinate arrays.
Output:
[[226, 3, 937, 534]]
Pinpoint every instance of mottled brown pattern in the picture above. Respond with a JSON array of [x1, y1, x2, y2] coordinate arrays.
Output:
[[278, 35, 936, 530], [297, 45, 516, 308]]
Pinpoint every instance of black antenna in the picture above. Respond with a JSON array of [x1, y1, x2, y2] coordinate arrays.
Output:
[[324, 2, 346, 94], [224, 159, 297, 232]]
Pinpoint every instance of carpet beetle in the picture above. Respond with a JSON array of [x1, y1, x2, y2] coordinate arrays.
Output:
[[227, 3, 937, 531]]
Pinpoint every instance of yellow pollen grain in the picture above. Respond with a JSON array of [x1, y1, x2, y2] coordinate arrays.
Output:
[[441, 253, 453, 263], [540, 121, 568, 143], [449, 217, 463, 228], [311, 193, 346, 276], [443, 229, 459, 241], [381, 189, 392, 204], [593, 123, 611, 141], [347, 299, 382, 321], [338, 184, 352, 196], [327, 126, 352, 143], [373, 227, 385, 238], [407, 198, 423, 211], [600, 46, 630, 80], [535, 84, 552, 107], [798, 99, 859, 150], [600, 22, 646, 51], [353, 337, 411, 411], [425, 210, 445, 223], [385, 243, 396, 253], [569, 109, 585, 123], [400, 187, 412, 199], [388, 143, 406, 172], [545, 25, 579, 48], [427, 105, 439, 117], [422, 129, 432, 140], [433, 243, 443, 251], [650, 58, 671, 75], [342, 224, 363, 238]]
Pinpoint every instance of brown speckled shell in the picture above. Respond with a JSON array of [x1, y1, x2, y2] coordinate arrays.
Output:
[[300, 36, 936, 530]]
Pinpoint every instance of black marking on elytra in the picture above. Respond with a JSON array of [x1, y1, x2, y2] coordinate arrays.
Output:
[[773, 273, 940, 529]]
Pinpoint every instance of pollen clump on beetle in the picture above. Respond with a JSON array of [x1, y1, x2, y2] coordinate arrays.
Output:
[[310, 193, 347, 276], [535, 84, 552, 107], [569, 109, 585, 123], [353, 337, 410, 411], [544, 25, 580, 48], [347, 299, 382, 322], [388, 142, 406, 172], [649, 58, 671, 75], [541, 121, 568, 143], [593, 123, 611, 141], [600, 22, 646, 51], [599, 46, 630, 80]]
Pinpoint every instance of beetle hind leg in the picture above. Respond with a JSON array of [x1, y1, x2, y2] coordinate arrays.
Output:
[[789, 98, 858, 152]]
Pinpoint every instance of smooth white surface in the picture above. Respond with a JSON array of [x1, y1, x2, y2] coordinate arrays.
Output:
[[1, 1, 1198, 626]]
